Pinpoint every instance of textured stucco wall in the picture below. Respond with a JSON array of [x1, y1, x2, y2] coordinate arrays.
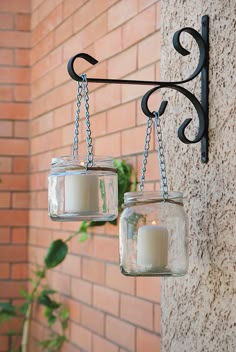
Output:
[[160, 1, 236, 351]]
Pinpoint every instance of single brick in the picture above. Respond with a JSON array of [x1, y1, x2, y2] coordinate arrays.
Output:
[[93, 285, 119, 316], [0, 102, 29, 119], [71, 277, 92, 304], [94, 235, 119, 263], [0, 263, 10, 278], [107, 101, 136, 133], [11, 263, 28, 279], [106, 263, 135, 295], [70, 322, 92, 351], [82, 257, 105, 285], [0, 120, 13, 137], [15, 14, 31, 31], [81, 304, 105, 335], [0, 86, 13, 102], [0, 192, 11, 208], [108, 0, 138, 30], [120, 294, 153, 329], [0, 13, 13, 29], [106, 315, 135, 351], [108, 46, 137, 79], [136, 276, 161, 303], [123, 6, 155, 49], [93, 335, 119, 352], [136, 328, 161, 352]]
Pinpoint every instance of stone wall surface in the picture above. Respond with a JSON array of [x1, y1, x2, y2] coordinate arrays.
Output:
[[160, 0, 236, 351]]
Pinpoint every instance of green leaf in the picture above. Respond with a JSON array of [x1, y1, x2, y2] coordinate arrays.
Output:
[[79, 221, 90, 232], [38, 294, 52, 307], [35, 270, 45, 278], [49, 300, 60, 309], [44, 239, 68, 268], [47, 313, 57, 327], [60, 307, 69, 330], [20, 288, 32, 300], [41, 289, 57, 296], [38, 339, 51, 348], [44, 306, 52, 318], [29, 278, 38, 289], [61, 319, 68, 330], [78, 232, 88, 242], [7, 329, 17, 336], [0, 302, 16, 315], [113, 159, 133, 212], [0, 312, 13, 324], [89, 221, 106, 227], [44, 307, 57, 327], [60, 307, 69, 321], [19, 302, 29, 315], [39, 335, 67, 349], [0, 303, 16, 324], [109, 219, 117, 226], [38, 294, 60, 310], [130, 177, 137, 192]]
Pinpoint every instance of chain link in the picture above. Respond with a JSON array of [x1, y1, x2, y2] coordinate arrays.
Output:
[[81, 74, 94, 167], [153, 111, 169, 199], [140, 116, 153, 191], [72, 81, 83, 160], [71, 74, 94, 167]]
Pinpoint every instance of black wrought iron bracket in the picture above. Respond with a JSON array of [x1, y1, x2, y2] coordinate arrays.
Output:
[[67, 15, 209, 163]]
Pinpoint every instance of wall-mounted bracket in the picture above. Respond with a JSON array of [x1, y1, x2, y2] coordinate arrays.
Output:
[[67, 15, 209, 163]]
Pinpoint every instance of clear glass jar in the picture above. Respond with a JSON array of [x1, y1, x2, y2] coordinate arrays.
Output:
[[119, 191, 188, 277], [48, 156, 118, 221]]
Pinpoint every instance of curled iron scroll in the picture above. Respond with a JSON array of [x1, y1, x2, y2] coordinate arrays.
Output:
[[170, 26, 207, 84], [141, 85, 206, 144]]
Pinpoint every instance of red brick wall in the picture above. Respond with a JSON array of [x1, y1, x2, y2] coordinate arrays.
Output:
[[2, 0, 162, 351], [0, 0, 31, 350]]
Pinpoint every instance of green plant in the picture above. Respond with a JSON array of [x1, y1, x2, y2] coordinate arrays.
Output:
[[0, 159, 136, 352]]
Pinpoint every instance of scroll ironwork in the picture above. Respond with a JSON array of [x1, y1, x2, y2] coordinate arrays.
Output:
[[67, 15, 209, 163]]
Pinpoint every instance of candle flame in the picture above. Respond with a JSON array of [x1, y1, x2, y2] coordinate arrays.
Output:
[[152, 221, 156, 225], [80, 161, 85, 166]]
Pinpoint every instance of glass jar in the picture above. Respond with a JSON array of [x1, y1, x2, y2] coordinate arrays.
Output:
[[119, 191, 188, 277], [48, 156, 118, 221]]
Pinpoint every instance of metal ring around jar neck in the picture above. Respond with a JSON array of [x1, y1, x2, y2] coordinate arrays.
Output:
[[51, 165, 118, 173], [122, 198, 183, 208]]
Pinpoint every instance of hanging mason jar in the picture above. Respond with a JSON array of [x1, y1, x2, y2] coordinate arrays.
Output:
[[48, 74, 118, 221], [119, 108, 188, 276], [119, 191, 188, 276], [48, 156, 118, 221]]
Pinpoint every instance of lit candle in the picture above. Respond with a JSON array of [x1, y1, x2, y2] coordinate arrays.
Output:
[[137, 224, 168, 269], [65, 174, 99, 213]]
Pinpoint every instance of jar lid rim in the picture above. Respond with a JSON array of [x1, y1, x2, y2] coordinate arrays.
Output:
[[124, 191, 184, 205], [51, 155, 114, 164], [124, 191, 183, 198]]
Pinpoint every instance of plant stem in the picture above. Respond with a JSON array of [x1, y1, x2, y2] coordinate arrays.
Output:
[[21, 304, 31, 352], [20, 267, 46, 352], [65, 221, 90, 243]]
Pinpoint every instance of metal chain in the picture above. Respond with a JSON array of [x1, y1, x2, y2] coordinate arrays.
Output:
[[153, 111, 169, 200], [71, 74, 94, 167], [72, 81, 83, 160], [81, 74, 94, 168], [140, 116, 153, 191]]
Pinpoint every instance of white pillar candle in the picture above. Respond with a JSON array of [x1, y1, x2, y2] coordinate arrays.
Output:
[[65, 174, 99, 213], [137, 225, 168, 269]]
